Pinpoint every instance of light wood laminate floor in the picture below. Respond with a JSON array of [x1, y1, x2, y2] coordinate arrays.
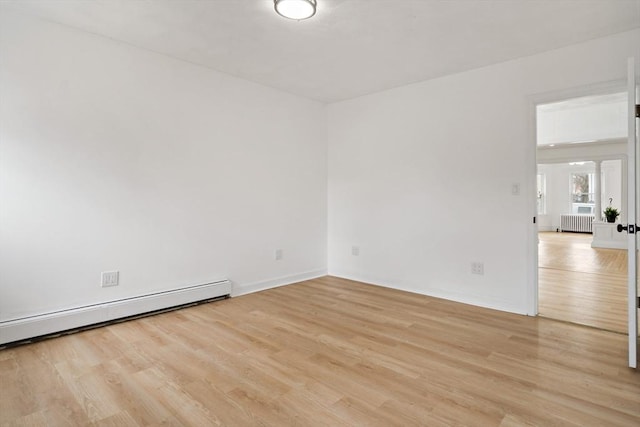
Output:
[[1, 276, 639, 426], [538, 232, 628, 333]]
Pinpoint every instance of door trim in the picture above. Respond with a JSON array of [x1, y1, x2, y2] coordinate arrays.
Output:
[[626, 57, 638, 368]]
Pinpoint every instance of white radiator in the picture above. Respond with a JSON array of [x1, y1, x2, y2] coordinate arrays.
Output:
[[560, 214, 595, 233], [0, 279, 231, 345]]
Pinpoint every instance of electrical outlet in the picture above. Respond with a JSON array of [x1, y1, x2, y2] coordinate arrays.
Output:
[[471, 262, 484, 275], [101, 271, 119, 287], [275, 249, 283, 260], [511, 183, 520, 196], [352, 246, 360, 256]]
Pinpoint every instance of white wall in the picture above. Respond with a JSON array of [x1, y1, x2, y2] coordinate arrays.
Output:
[[328, 29, 640, 314], [0, 11, 327, 322], [602, 160, 624, 218]]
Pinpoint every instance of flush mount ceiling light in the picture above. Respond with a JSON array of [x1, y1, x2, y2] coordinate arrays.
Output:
[[274, 0, 316, 20]]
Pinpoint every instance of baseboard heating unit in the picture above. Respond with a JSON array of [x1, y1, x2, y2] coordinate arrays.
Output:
[[0, 279, 231, 346], [560, 214, 595, 233]]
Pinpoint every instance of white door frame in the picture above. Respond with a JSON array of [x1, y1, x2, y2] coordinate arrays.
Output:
[[626, 57, 638, 368], [526, 79, 627, 316]]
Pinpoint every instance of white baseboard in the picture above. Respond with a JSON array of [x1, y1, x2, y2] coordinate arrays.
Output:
[[328, 271, 526, 315], [0, 280, 231, 345], [231, 269, 327, 297]]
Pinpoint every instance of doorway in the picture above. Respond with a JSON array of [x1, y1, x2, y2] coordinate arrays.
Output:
[[535, 91, 628, 333]]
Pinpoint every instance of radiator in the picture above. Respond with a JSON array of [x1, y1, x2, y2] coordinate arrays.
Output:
[[560, 214, 595, 233]]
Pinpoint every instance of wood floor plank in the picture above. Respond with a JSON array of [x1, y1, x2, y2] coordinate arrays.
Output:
[[1, 276, 639, 426]]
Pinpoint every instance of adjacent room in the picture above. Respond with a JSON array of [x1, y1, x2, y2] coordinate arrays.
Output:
[[1, 1, 639, 425], [536, 92, 629, 333]]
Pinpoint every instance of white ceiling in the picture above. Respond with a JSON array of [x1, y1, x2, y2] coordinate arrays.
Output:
[[2, 0, 639, 103]]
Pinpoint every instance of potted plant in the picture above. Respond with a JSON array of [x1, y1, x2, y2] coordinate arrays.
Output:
[[603, 206, 620, 223]]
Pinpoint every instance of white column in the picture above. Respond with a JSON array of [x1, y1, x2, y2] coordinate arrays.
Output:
[[594, 160, 602, 221]]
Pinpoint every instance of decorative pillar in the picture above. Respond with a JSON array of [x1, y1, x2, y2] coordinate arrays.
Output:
[[594, 160, 602, 221]]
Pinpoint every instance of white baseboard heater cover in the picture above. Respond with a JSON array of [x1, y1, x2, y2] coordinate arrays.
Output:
[[0, 279, 231, 345]]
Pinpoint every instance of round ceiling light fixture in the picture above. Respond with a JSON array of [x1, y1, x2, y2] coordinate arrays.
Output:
[[274, 0, 316, 20]]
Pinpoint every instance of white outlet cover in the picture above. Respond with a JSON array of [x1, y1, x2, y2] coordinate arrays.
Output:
[[352, 246, 360, 256], [101, 271, 119, 287], [471, 262, 484, 275]]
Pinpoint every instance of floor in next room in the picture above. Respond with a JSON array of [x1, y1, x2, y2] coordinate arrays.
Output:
[[538, 231, 627, 333]]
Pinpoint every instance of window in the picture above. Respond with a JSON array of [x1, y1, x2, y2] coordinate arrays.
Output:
[[537, 173, 546, 215], [571, 172, 595, 214]]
